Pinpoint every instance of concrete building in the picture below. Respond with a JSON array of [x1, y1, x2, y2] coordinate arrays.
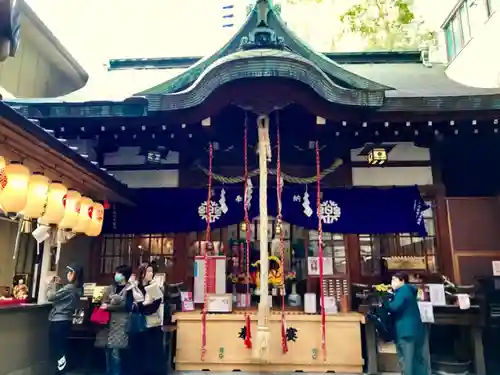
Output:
[[443, 0, 500, 88], [0, 1, 88, 98]]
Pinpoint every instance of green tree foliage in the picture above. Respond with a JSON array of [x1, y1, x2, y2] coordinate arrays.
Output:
[[339, 0, 436, 50]]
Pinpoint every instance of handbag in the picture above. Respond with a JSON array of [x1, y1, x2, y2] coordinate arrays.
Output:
[[90, 307, 110, 325], [125, 304, 147, 334], [145, 306, 163, 328]]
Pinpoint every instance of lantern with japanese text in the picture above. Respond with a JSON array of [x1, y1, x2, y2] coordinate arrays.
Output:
[[85, 202, 104, 237], [39, 182, 68, 225], [23, 172, 50, 219], [0, 162, 30, 214], [58, 190, 82, 230], [73, 197, 94, 233]]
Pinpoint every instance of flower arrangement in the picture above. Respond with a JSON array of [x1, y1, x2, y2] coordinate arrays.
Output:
[[374, 284, 392, 297]]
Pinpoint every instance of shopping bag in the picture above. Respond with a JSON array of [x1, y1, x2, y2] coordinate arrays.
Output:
[[90, 307, 110, 325]]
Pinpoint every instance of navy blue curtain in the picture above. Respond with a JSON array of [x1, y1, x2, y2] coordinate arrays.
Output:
[[104, 186, 428, 236]]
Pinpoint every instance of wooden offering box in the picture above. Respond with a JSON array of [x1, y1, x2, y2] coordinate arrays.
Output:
[[175, 310, 364, 373]]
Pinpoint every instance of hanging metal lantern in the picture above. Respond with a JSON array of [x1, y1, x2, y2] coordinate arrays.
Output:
[[58, 190, 82, 230], [23, 172, 50, 219], [85, 202, 104, 237], [367, 148, 388, 165], [73, 197, 94, 233], [0, 162, 30, 214], [39, 181, 68, 225], [240, 221, 247, 232]]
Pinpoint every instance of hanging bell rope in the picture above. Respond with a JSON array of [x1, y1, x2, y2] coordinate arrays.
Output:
[[316, 140, 327, 361], [201, 142, 214, 361], [243, 113, 253, 349], [196, 159, 343, 184], [276, 112, 288, 354], [253, 115, 271, 362]]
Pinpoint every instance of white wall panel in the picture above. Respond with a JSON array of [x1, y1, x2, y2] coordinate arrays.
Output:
[[352, 167, 433, 186], [111, 170, 179, 188]]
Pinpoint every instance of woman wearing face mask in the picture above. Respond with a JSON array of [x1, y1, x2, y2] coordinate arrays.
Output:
[[386, 272, 429, 375], [95, 265, 133, 375], [127, 263, 165, 375], [47, 263, 84, 374]]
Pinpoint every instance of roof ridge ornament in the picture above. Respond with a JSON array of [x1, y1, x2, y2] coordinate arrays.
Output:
[[256, 0, 271, 27], [240, 0, 285, 50]]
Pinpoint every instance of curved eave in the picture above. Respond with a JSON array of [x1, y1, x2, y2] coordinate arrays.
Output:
[[21, 2, 89, 93], [0, 102, 133, 204], [147, 50, 386, 111]]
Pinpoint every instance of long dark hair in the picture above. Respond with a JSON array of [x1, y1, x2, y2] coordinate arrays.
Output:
[[136, 262, 154, 286]]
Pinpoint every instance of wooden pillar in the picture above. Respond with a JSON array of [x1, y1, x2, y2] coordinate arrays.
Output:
[[435, 191, 454, 280], [346, 234, 361, 283], [173, 233, 188, 284]]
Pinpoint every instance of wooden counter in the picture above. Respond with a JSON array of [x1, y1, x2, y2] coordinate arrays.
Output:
[[176, 310, 365, 373], [0, 303, 52, 375]]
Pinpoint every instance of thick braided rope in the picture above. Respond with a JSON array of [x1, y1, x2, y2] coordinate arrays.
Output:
[[196, 158, 343, 184]]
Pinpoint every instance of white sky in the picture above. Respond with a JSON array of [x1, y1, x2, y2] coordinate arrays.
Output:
[[26, 0, 456, 75]]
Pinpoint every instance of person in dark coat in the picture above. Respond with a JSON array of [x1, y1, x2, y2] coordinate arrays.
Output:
[[386, 271, 429, 375], [95, 264, 133, 375], [47, 263, 84, 374], [127, 263, 164, 375]]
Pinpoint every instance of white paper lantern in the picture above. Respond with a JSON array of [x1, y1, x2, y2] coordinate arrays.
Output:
[[73, 197, 94, 233], [58, 189, 82, 230], [39, 182, 68, 225], [85, 202, 104, 237], [0, 162, 30, 214], [23, 173, 50, 218]]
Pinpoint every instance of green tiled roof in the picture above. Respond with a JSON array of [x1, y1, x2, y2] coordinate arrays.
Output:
[[137, 0, 391, 97]]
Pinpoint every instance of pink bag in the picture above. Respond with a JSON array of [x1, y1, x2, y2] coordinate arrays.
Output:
[[90, 307, 110, 325]]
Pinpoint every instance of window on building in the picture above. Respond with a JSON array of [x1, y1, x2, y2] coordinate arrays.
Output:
[[100, 233, 174, 275], [359, 201, 437, 277], [308, 232, 346, 275], [101, 234, 132, 275], [460, 5, 472, 43], [444, 24, 456, 61], [452, 15, 465, 54]]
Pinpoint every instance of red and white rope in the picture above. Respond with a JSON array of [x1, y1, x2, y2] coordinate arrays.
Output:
[[201, 142, 213, 361], [316, 140, 327, 361], [243, 114, 252, 349]]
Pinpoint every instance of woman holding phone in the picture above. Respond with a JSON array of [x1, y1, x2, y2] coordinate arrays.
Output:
[[127, 263, 165, 375], [46, 263, 84, 374]]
